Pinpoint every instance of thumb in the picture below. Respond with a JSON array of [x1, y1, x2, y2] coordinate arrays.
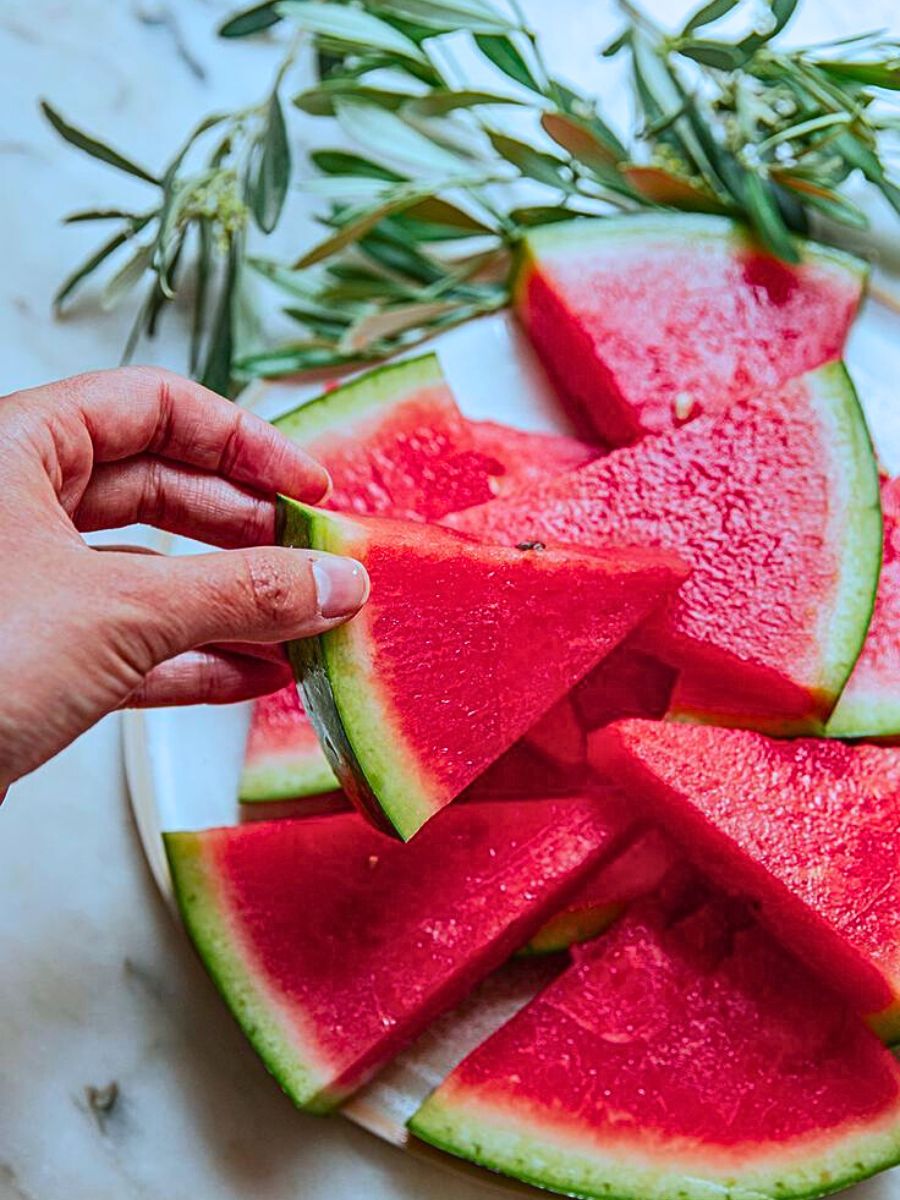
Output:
[[116, 544, 369, 663]]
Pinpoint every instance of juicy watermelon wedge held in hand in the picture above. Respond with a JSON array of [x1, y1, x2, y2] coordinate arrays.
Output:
[[411, 877, 900, 1200], [280, 500, 687, 839], [164, 797, 629, 1112], [241, 356, 604, 803], [515, 213, 866, 446], [450, 362, 882, 731], [591, 720, 900, 1039]]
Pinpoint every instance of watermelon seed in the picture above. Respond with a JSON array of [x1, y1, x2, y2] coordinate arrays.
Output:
[[516, 541, 546, 552]]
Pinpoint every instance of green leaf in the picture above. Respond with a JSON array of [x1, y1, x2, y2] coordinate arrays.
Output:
[[741, 170, 800, 261], [190, 219, 213, 375], [682, 0, 741, 35], [219, 2, 282, 37], [311, 149, 405, 180], [541, 111, 623, 173], [370, 0, 515, 34], [41, 101, 161, 186], [474, 34, 541, 92], [294, 81, 413, 117], [235, 343, 369, 378], [293, 185, 436, 268], [100, 241, 153, 310], [54, 215, 152, 313], [776, 173, 869, 228], [201, 237, 240, 396], [404, 89, 522, 117], [509, 204, 592, 226], [487, 131, 571, 190], [390, 196, 495, 237], [304, 175, 396, 201], [276, 2, 426, 63], [816, 59, 900, 90], [677, 40, 749, 71], [251, 90, 291, 233], [63, 208, 145, 224], [602, 27, 631, 58], [339, 299, 459, 352], [334, 98, 470, 175]]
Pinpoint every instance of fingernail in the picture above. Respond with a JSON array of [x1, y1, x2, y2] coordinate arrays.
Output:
[[312, 554, 370, 620], [300, 464, 332, 505]]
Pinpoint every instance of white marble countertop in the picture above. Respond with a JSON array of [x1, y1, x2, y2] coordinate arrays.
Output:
[[2, 1, 898, 1197]]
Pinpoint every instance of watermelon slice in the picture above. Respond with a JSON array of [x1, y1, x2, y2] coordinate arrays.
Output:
[[274, 354, 496, 521], [164, 797, 629, 1112], [515, 213, 867, 446], [520, 826, 676, 955], [450, 363, 882, 729], [239, 685, 337, 802], [591, 719, 900, 1039], [410, 880, 900, 1200], [827, 476, 900, 739], [281, 500, 686, 839]]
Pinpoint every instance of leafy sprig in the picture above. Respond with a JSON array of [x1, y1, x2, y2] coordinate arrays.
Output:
[[44, 0, 900, 392]]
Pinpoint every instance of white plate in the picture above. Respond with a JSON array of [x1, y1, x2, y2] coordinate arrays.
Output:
[[125, 301, 900, 1191]]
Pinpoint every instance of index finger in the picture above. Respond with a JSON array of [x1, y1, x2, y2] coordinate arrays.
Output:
[[30, 365, 331, 502]]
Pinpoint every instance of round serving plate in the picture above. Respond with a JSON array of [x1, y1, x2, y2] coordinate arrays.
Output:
[[125, 294, 900, 1191]]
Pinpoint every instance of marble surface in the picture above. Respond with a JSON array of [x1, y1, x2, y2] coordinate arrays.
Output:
[[2, 1, 899, 1198]]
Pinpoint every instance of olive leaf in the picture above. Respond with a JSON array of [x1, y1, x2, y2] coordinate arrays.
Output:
[[681, 0, 741, 36], [487, 131, 572, 190], [474, 34, 542, 92], [370, 0, 516, 35], [251, 90, 291, 233], [41, 101, 161, 186], [276, 2, 427, 63], [219, 1, 282, 38], [333, 97, 472, 176]]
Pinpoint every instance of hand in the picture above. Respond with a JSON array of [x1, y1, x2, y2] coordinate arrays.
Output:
[[0, 366, 369, 796]]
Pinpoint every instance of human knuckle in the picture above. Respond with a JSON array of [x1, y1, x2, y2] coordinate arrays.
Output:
[[243, 553, 303, 627]]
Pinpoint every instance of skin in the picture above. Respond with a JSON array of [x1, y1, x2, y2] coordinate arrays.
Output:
[[0, 366, 370, 798]]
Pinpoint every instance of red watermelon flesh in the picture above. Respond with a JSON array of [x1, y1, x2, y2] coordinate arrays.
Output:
[[274, 354, 496, 521], [410, 878, 900, 1200], [572, 637, 678, 732], [282, 501, 687, 839], [520, 826, 677, 955], [827, 476, 900, 739], [466, 419, 602, 497], [164, 797, 629, 1112], [515, 214, 866, 446], [450, 363, 882, 729], [591, 719, 900, 1039], [239, 685, 338, 802]]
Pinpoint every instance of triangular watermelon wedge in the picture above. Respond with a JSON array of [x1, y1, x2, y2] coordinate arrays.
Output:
[[826, 476, 900, 739], [411, 879, 900, 1200], [590, 719, 900, 1039], [515, 213, 866, 445], [280, 500, 687, 839], [240, 358, 603, 803], [274, 353, 497, 521], [164, 797, 629, 1112], [451, 362, 882, 730]]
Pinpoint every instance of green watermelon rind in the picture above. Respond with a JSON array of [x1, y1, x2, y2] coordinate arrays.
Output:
[[826, 687, 900, 742], [514, 213, 870, 299], [273, 352, 446, 443], [409, 1087, 900, 1200], [515, 902, 623, 957], [238, 752, 339, 804], [163, 831, 339, 1114], [807, 362, 883, 709], [279, 499, 435, 840]]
